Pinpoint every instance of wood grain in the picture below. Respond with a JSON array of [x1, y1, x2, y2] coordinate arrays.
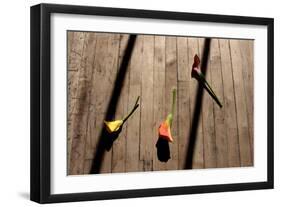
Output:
[[240, 40, 254, 161], [198, 38, 217, 168], [219, 39, 241, 167], [187, 38, 204, 169], [177, 37, 190, 169], [111, 34, 130, 173], [229, 39, 252, 166], [67, 32, 254, 174], [139, 35, 155, 171], [153, 36, 167, 171], [125, 36, 143, 172], [165, 36, 178, 170]]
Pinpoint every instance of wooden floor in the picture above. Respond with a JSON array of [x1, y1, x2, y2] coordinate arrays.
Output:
[[67, 31, 254, 175]]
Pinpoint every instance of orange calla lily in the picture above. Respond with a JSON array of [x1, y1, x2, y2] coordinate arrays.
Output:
[[159, 121, 173, 142], [158, 89, 176, 142]]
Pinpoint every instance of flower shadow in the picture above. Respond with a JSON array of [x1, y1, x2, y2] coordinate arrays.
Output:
[[156, 138, 171, 162], [103, 125, 123, 151]]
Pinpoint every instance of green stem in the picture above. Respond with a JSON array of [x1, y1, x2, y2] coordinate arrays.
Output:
[[123, 96, 140, 123], [171, 88, 176, 117], [200, 73, 216, 98], [167, 89, 177, 126], [134, 96, 140, 108], [203, 83, 223, 108], [200, 75, 222, 108]]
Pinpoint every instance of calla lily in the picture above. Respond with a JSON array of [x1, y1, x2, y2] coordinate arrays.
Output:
[[159, 122, 173, 142], [158, 89, 176, 142], [191, 54, 222, 108], [104, 96, 140, 133], [104, 120, 123, 133]]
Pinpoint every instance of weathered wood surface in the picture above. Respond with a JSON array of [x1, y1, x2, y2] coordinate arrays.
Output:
[[68, 32, 254, 175]]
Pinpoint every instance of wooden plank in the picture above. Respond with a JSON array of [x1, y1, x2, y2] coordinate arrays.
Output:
[[99, 33, 120, 173], [68, 113, 88, 175], [177, 37, 189, 81], [125, 36, 143, 172], [177, 81, 190, 169], [153, 35, 167, 171], [68, 32, 85, 72], [229, 39, 252, 166], [86, 33, 120, 173], [67, 32, 85, 126], [75, 33, 97, 162], [187, 38, 204, 169], [68, 32, 94, 175], [177, 37, 190, 169], [67, 31, 74, 66], [198, 38, 217, 168], [139, 35, 154, 171], [68, 32, 86, 175], [85, 33, 114, 159], [209, 39, 228, 168], [67, 32, 84, 171], [165, 36, 178, 170], [219, 39, 240, 167], [239, 40, 254, 162], [83, 159, 92, 174], [177, 37, 191, 169], [112, 34, 130, 173]]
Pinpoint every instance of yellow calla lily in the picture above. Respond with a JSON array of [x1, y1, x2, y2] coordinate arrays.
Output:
[[104, 120, 124, 133], [104, 96, 140, 134]]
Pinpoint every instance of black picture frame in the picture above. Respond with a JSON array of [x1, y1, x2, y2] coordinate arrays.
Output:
[[30, 3, 274, 204]]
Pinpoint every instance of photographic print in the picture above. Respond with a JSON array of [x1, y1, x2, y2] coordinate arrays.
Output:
[[31, 4, 273, 203], [67, 32, 254, 175]]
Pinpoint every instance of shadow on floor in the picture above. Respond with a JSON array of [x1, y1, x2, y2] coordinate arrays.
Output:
[[156, 138, 171, 162], [184, 38, 211, 169], [18, 192, 29, 200], [90, 35, 137, 174]]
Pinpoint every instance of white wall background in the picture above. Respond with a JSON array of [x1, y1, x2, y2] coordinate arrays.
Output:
[[0, 0, 279, 206]]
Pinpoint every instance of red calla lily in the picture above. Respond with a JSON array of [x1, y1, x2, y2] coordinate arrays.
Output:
[[191, 54, 222, 108]]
